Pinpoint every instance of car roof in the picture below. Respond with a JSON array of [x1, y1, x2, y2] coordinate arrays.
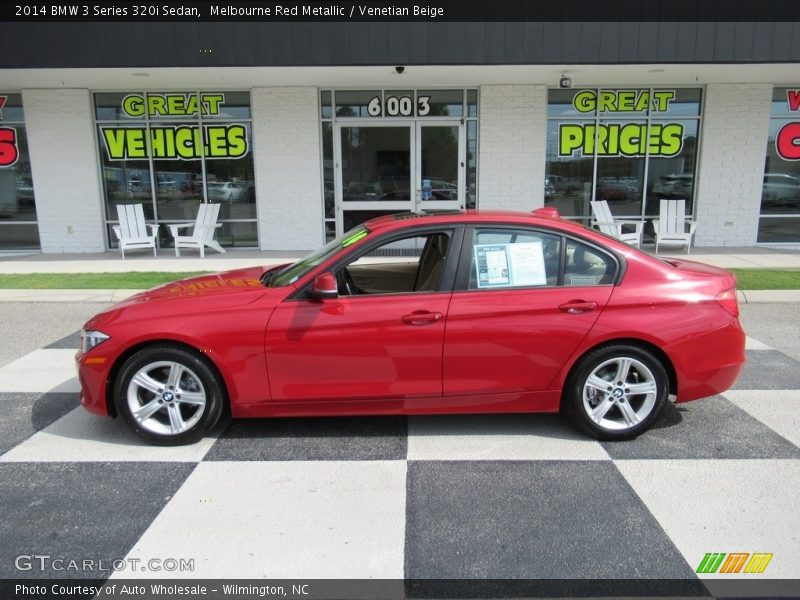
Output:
[[362, 209, 594, 237]]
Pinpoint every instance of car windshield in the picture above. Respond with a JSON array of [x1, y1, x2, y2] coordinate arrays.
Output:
[[267, 225, 370, 287]]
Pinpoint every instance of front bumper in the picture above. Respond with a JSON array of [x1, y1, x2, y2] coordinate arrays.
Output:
[[75, 349, 113, 416]]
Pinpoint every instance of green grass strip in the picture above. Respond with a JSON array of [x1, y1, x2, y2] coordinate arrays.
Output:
[[730, 269, 800, 290], [0, 268, 798, 290], [0, 272, 211, 289]]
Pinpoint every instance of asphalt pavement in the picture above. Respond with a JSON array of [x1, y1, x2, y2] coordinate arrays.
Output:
[[0, 300, 797, 593]]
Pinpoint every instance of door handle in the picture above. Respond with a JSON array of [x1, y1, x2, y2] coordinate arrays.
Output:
[[558, 300, 599, 314], [401, 311, 443, 325]]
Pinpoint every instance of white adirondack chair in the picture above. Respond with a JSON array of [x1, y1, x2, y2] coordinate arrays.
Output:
[[653, 199, 698, 254], [168, 203, 226, 258], [590, 200, 643, 247], [112, 204, 158, 259]]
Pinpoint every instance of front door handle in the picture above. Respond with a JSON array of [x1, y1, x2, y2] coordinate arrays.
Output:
[[401, 311, 443, 325], [558, 300, 599, 314]]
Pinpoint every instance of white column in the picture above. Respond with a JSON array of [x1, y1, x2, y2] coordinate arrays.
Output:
[[251, 87, 323, 251], [693, 84, 772, 247], [22, 89, 105, 253], [477, 85, 547, 212]]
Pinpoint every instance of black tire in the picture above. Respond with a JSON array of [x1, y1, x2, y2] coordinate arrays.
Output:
[[563, 344, 669, 441], [114, 344, 225, 446]]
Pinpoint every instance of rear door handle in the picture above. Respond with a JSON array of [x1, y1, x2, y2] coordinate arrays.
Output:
[[558, 300, 599, 314], [401, 311, 443, 325]]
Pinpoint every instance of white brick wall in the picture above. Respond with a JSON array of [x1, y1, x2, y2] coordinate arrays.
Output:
[[477, 85, 547, 212], [693, 84, 772, 247], [251, 87, 323, 251], [22, 89, 105, 252]]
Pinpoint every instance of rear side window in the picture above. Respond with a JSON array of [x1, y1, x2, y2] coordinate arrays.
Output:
[[565, 239, 615, 286], [469, 229, 561, 289]]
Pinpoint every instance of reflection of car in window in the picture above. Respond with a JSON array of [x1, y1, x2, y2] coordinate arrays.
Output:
[[761, 173, 800, 208], [380, 190, 453, 201], [654, 173, 693, 198], [0, 170, 19, 216], [207, 181, 241, 202], [596, 178, 636, 202], [427, 178, 458, 200], [344, 181, 382, 202]]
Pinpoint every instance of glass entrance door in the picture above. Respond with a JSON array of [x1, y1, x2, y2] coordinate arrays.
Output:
[[335, 123, 414, 234], [416, 121, 465, 211]]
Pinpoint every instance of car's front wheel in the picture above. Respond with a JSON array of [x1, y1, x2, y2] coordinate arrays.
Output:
[[114, 345, 225, 445], [564, 345, 668, 441]]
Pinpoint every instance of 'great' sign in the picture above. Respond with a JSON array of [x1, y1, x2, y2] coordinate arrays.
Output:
[[558, 89, 685, 158], [99, 93, 249, 161]]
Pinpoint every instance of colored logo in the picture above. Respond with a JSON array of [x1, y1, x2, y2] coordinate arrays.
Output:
[[696, 552, 773, 574]]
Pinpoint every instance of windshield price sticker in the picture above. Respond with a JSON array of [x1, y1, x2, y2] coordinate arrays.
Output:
[[475, 242, 547, 289]]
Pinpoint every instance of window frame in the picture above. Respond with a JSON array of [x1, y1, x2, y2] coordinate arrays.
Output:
[[453, 224, 623, 292], [291, 224, 466, 300]]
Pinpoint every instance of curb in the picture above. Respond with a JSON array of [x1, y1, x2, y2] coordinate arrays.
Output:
[[0, 289, 142, 303], [1, 289, 799, 303], [737, 289, 800, 304]]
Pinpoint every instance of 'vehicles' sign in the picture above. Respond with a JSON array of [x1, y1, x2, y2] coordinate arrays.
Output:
[[558, 89, 685, 158], [776, 90, 800, 161], [99, 93, 249, 161], [0, 96, 19, 167]]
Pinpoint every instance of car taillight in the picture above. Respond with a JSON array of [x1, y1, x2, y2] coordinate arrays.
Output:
[[715, 288, 739, 317]]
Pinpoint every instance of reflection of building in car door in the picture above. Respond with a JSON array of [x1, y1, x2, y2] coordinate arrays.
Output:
[[339, 232, 450, 295]]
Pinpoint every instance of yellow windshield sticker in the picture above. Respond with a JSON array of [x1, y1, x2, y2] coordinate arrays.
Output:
[[342, 230, 368, 247]]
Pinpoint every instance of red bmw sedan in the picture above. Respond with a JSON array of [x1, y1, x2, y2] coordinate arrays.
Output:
[[77, 208, 745, 445]]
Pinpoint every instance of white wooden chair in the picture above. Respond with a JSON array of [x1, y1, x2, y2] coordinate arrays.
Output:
[[168, 203, 226, 258], [112, 204, 158, 259], [590, 200, 643, 247], [653, 199, 698, 254]]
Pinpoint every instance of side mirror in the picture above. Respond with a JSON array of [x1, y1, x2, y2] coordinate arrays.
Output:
[[310, 272, 338, 299]]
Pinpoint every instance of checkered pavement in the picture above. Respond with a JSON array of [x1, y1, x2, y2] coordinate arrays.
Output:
[[0, 331, 798, 588]]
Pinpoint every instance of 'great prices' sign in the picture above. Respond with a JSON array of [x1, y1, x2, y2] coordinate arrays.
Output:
[[0, 96, 19, 168], [99, 93, 249, 161], [776, 90, 800, 161], [558, 89, 685, 158]]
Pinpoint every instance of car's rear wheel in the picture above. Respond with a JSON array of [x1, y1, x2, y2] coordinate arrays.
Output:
[[564, 344, 668, 441], [114, 345, 225, 446]]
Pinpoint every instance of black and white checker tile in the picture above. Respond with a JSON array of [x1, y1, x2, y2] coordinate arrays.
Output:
[[0, 334, 798, 588]]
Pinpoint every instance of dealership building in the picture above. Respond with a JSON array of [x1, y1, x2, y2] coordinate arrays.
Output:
[[0, 19, 798, 253]]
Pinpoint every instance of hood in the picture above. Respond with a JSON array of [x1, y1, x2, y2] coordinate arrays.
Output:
[[123, 266, 273, 305], [83, 265, 291, 331]]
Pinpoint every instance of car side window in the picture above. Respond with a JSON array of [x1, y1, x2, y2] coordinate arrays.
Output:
[[564, 239, 615, 286], [468, 228, 561, 290], [336, 231, 451, 296]]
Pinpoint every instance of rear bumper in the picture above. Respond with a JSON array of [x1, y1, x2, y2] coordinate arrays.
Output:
[[671, 321, 746, 403]]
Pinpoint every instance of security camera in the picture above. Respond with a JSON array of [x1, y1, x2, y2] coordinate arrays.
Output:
[[395, 66, 405, 74], [559, 76, 573, 89]]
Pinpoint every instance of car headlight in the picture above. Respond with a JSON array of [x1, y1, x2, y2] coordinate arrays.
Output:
[[80, 330, 110, 353]]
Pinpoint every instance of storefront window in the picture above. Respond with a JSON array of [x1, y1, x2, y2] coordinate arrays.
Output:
[[0, 93, 40, 250], [94, 91, 256, 248], [545, 88, 702, 241], [758, 87, 800, 243]]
